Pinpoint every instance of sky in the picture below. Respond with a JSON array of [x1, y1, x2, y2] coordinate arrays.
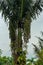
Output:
[[0, 13, 11, 56], [0, 11, 43, 58]]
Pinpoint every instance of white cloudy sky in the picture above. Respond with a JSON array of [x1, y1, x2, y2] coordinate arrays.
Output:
[[0, 11, 43, 58]]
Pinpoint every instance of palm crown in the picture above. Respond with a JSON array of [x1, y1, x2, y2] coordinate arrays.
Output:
[[0, 0, 43, 42]]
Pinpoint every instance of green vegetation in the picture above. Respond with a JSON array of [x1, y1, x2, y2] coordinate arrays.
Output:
[[0, 56, 13, 65], [33, 32, 43, 65], [0, 0, 43, 65], [0, 50, 13, 65], [26, 32, 43, 65], [0, 32, 43, 65]]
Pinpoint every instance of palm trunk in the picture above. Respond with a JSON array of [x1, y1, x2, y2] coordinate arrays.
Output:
[[9, 21, 26, 65]]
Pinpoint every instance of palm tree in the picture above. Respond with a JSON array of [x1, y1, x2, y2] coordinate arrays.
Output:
[[0, 0, 43, 65]]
